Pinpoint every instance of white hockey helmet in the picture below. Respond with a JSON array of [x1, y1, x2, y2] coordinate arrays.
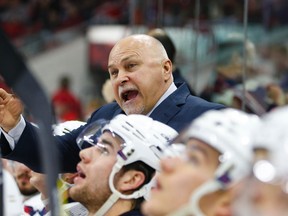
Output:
[[77, 114, 178, 171], [169, 108, 260, 216], [179, 108, 259, 187], [76, 114, 178, 216], [252, 106, 288, 187]]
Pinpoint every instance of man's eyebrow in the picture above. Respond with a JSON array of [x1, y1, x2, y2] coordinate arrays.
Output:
[[107, 64, 114, 70], [99, 138, 115, 149], [101, 133, 124, 150]]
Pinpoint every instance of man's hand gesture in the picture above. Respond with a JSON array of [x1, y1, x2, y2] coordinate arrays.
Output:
[[0, 88, 23, 132]]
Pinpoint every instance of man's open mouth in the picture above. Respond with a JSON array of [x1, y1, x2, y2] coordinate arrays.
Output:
[[121, 90, 139, 102], [76, 165, 86, 180]]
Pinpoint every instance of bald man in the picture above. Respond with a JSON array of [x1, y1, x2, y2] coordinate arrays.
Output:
[[0, 34, 224, 172]]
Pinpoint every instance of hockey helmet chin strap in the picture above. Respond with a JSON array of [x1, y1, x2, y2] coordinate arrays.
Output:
[[94, 145, 150, 216], [58, 174, 74, 197], [168, 160, 234, 216]]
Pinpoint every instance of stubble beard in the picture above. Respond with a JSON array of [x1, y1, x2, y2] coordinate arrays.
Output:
[[123, 102, 145, 115], [122, 100, 145, 115], [69, 185, 112, 213], [19, 186, 38, 196]]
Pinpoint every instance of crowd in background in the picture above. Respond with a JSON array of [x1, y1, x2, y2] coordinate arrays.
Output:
[[1, 0, 288, 40]]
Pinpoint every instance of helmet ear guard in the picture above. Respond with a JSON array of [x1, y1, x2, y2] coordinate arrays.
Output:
[[108, 143, 147, 199]]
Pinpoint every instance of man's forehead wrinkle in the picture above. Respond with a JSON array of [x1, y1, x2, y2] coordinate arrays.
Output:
[[108, 51, 141, 68]]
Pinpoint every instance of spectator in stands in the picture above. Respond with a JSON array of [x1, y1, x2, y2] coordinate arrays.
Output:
[[101, 78, 115, 103], [270, 45, 288, 92], [0, 0, 29, 38], [52, 75, 83, 122]]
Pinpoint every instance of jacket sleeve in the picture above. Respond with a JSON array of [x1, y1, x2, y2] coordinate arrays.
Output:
[[1, 121, 82, 173]]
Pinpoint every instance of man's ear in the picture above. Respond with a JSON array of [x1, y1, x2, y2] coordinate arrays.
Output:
[[214, 199, 232, 216], [200, 189, 233, 216], [162, 60, 173, 80], [117, 170, 146, 192]]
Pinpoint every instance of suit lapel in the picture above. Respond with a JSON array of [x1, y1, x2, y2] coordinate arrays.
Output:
[[149, 83, 188, 124], [115, 108, 125, 116]]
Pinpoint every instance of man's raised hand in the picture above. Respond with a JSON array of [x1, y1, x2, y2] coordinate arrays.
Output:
[[0, 88, 23, 132]]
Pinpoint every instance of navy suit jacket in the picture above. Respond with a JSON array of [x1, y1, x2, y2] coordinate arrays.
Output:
[[1, 83, 225, 172]]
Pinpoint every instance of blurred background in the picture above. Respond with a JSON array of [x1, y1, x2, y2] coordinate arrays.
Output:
[[1, 0, 288, 121]]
